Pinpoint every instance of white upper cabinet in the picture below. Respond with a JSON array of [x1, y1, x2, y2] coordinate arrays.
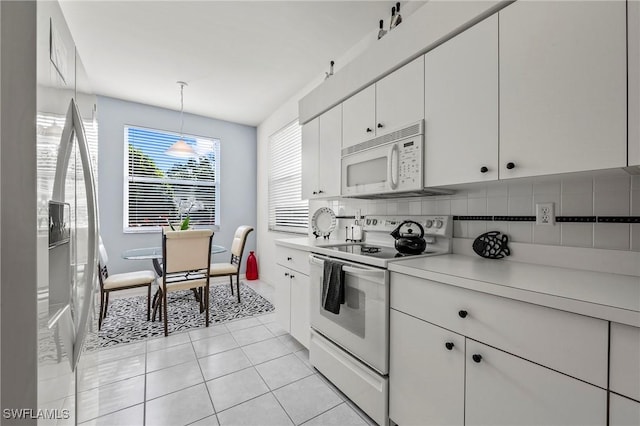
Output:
[[301, 118, 319, 200], [499, 0, 627, 179], [342, 57, 424, 149], [629, 0, 640, 167], [342, 85, 376, 149], [317, 105, 342, 197], [302, 104, 342, 199], [424, 14, 498, 187], [375, 56, 425, 135]]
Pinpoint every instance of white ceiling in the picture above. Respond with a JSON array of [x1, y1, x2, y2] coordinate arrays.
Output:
[[59, 1, 412, 127]]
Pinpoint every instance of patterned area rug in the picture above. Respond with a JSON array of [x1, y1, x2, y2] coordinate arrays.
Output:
[[83, 282, 274, 351]]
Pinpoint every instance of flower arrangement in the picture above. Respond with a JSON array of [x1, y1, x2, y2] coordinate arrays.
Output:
[[168, 197, 203, 231]]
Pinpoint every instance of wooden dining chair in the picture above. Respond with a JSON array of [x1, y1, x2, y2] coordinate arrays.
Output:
[[209, 225, 253, 303], [154, 229, 213, 336], [97, 239, 156, 330]]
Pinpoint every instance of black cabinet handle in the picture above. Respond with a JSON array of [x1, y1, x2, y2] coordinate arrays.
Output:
[[284, 272, 289, 277], [445, 342, 454, 351], [366, 128, 373, 133], [377, 123, 384, 128], [458, 310, 468, 318], [318, 190, 324, 194], [287, 257, 292, 261], [472, 354, 482, 363], [506, 162, 515, 170], [290, 275, 295, 279], [312, 191, 317, 195], [480, 166, 489, 173]]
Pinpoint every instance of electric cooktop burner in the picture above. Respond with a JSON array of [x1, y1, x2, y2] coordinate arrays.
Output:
[[360, 246, 381, 254]]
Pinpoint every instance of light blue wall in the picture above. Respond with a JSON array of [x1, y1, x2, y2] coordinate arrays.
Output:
[[97, 96, 257, 274]]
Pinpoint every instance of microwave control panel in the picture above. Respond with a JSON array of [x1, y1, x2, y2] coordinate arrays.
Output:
[[397, 138, 422, 187]]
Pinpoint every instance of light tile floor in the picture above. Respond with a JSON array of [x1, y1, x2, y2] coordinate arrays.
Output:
[[78, 280, 375, 426]]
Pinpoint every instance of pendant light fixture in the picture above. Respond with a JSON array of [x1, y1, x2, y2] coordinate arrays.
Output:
[[165, 81, 197, 158]]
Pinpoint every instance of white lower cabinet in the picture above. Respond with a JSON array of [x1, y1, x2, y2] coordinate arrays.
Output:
[[390, 309, 464, 426], [465, 340, 606, 426], [289, 271, 310, 348], [275, 247, 310, 348], [389, 272, 608, 426], [610, 393, 640, 426]]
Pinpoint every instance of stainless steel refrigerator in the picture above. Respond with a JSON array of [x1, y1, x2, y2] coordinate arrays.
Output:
[[36, 1, 99, 423]]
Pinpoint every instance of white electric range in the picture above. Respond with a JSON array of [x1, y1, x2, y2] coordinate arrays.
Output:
[[308, 215, 452, 425]]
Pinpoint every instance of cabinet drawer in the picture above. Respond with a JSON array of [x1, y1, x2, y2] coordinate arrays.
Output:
[[275, 246, 310, 276], [610, 323, 640, 401], [466, 340, 606, 426], [390, 273, 608, 388]]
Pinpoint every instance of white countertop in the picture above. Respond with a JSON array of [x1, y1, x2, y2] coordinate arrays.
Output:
[[388, 254, 640, 327], [274, 237, 334, 251]]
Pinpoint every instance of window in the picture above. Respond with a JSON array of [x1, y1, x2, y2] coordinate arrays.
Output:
[[124, 125, 220, 232], [268, 120, 308, 233]]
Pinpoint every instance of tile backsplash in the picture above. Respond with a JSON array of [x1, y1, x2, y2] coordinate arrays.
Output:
[[310, 173, 640, 252]]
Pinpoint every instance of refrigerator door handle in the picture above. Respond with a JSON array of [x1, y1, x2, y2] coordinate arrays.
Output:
[[51, 99, 99, 370]]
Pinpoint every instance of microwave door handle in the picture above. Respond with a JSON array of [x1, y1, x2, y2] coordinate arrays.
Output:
[[387, 143, 399, 189]]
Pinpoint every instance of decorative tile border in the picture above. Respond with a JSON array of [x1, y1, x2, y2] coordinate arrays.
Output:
[[453, 216, 640, 224]]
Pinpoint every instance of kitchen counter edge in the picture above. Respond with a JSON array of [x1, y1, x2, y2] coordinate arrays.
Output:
[[388, 254, 640, 327]]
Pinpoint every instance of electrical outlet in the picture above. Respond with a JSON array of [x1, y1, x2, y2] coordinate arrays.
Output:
[[536, 202, 555, 225]]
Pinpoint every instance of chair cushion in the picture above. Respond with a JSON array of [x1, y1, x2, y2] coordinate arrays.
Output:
[[104, 270, 156, 290], [156, 277, 208, 293], [209, 262, 238, 276]]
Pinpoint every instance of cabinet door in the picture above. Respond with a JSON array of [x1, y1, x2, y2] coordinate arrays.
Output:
[[289, 272, 310, 348], [424, 15, 498, 187], [465, 340, 607, 426], [610, 322, 640, 401], [629, 0, 640, 167], [389, 309, 464, 426], [376, 56, 424, 134], [274, 264, 291, 333], [342, 85, 375, 149], [317, 104, 342, 197], [301, 118, 319, 200], [610, 393, 640, 426], [499, 1, 626, 178]]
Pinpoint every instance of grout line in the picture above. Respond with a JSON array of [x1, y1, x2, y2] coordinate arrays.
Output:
[[190, 335, 220, 424]]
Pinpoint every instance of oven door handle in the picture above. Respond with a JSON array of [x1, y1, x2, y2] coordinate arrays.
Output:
[[342, 265, 385, 278], [309, 255, 325, 266], [310, 255, 384, 278]]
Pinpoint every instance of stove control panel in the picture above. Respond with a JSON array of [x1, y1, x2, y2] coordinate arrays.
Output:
[[362, 215, 452, 237]]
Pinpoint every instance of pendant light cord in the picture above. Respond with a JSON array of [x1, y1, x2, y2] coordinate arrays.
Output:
[[178, 81, 188, 138]]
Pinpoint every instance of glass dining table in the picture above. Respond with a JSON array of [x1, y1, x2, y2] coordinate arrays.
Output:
[[122, 245, 227, 275], [122, 245, 227, 306]]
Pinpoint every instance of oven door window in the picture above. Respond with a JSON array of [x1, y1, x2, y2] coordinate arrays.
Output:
[[320, 281, 366, 338]]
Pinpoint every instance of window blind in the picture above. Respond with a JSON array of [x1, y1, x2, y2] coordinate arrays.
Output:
[[124, 126, 220, 232], [268, 120, 308, 232]]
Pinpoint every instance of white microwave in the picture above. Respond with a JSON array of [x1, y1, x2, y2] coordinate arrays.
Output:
[[341, 120, 450, 198]]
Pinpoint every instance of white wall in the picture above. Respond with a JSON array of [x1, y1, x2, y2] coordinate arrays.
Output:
[[98, 96, 257, 274]]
